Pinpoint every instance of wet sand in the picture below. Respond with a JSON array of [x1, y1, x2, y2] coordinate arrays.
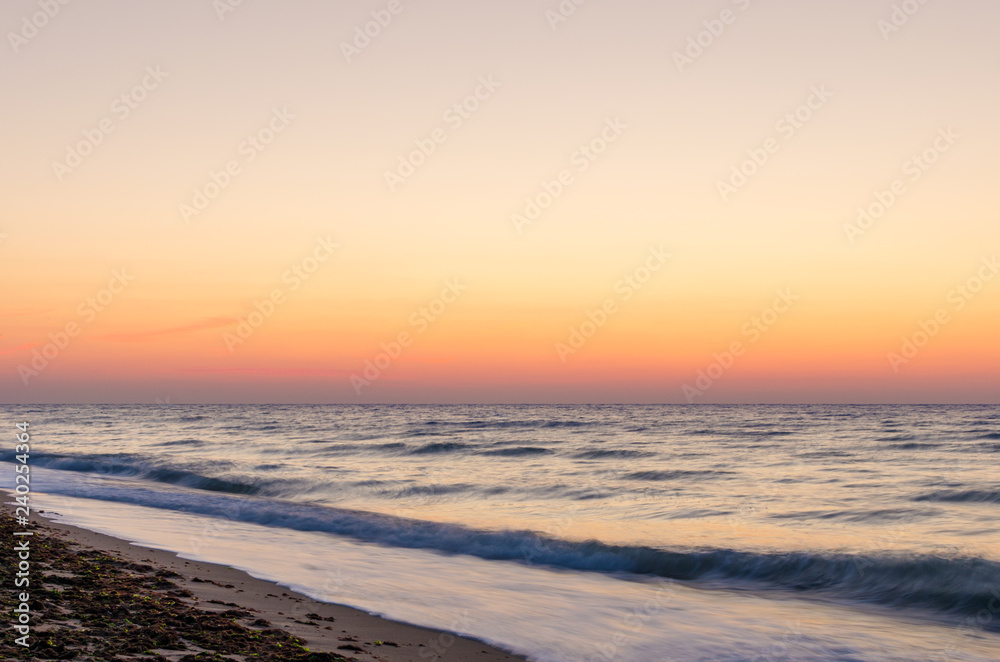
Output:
[[0, 509, 528, 661]]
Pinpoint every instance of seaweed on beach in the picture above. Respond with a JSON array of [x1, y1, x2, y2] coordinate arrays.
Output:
[[0, 514, 350, 661]]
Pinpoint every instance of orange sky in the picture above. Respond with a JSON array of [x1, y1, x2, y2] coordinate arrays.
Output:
[[2, 0, 998, 403]]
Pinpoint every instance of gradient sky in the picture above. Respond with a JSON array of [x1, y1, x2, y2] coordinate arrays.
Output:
[[2, 0, 998, 403]]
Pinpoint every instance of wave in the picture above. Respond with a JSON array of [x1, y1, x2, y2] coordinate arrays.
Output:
[[623, 470, 731, 481], [768, 508, 930, 523], [574, 450, 655, 460], [408, 442, 471, 455], [886, 442, 944, 450], [795, 450, 855, 458], [411, 419, 596, 431], [877, 434, 916, 442], [26, 477, 1000, 629], [914, 490, 1000, 504], [686, 428, 795, 440], [388, 484, 481, 497], [320, 441, 409, 452], [480, 447, 553, 457], [2, 452, 262, 495], [954, 443, 1000, 454], [158, 438, 205, 447]]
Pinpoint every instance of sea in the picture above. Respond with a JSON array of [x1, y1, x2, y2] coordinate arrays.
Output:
[[3, 404, 1000, 662]]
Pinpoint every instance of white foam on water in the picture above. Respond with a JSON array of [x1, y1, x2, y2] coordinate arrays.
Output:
[[33, 490, 1000, 662]]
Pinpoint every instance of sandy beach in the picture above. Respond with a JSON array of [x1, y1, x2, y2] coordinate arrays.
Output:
[[0, 509, 527, 662]]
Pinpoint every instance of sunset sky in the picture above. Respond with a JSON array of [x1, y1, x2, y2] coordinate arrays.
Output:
[[2, 0, 998, 403]]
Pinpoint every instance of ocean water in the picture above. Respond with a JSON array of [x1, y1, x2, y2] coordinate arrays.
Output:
[[4, 404, 1000, 661]]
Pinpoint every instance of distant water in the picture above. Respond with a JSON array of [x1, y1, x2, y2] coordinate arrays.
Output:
[[5, 404, 1000, 661]]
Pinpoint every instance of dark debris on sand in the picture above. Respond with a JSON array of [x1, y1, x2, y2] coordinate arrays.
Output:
[[0, 514, 351, 662]]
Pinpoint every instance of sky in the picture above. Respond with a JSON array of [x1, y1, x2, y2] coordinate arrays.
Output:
[[1, 0, 998, 404]]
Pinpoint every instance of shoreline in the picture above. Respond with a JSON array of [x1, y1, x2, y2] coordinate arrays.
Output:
[[2, 506, 528, 661]]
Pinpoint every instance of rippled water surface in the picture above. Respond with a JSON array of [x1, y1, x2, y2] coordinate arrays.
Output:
[[5, 404, 1000, 661]]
